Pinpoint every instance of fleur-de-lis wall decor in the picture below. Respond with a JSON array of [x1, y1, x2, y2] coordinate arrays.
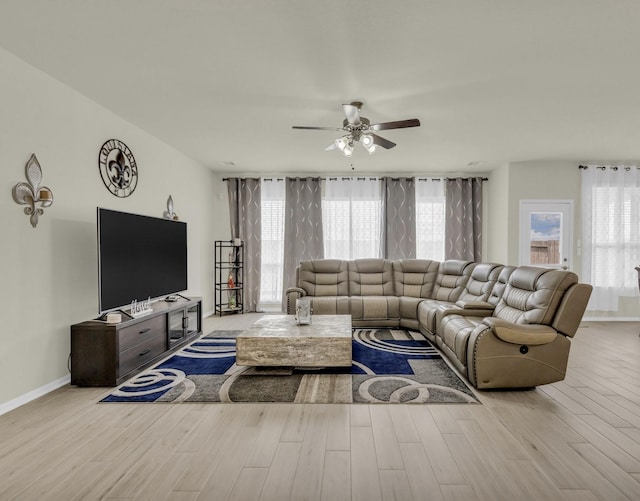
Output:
[[12, 154, 54, 228]]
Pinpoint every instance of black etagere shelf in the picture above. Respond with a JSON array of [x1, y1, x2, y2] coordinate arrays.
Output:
[[215, 240, 244, 316]]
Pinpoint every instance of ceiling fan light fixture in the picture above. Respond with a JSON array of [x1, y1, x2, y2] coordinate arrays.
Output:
[[343, 142, 354, 157], [361, 134, 376, 154], [361, 134, 374, 147], [293, 101, 419, 156], [335, 136, 348, 152]]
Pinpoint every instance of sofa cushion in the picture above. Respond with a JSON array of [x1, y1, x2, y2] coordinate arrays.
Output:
[[307, 296, 350, 316], [399, 296, 423, 322], [350, 296, 400, 321], [431, 260, 474, 302], [457, 263, 503, 302], [349, 259, 394, 296], [440, 314, 484, 368], [417, 298, 458, 335], [298, 259, 349, 297], [488, 266, 516, 307], [495, 267, 578, 325], [392, 259, 440, 298]]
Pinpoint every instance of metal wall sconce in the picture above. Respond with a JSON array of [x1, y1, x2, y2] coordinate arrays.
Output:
[[163, 194, 179, 220], [12, 153, 54, 228]]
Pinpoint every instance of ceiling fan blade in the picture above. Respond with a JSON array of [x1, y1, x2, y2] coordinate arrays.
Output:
[[292, 126, 343, 131], [343, 103, 361, 125], [371, 133, 396, 149], [325, 142, 337, 151], [369, 118, 421, 131]]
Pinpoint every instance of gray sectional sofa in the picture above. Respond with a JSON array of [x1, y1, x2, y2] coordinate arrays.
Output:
[[285, 258, 592, 389]]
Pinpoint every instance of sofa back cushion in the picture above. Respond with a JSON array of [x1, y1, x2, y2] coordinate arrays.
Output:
[[349, 259, 394, 296], [495, 266, 578, 325], [431, 260, 474, 302], [298, 259, 349, 297], [458, 263, 504, 302], [488, 266, 516, 306], [392, 259, 440, 298]]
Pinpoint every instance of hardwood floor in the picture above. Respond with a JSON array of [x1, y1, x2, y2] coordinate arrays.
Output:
[[1, 315, 640, 500]]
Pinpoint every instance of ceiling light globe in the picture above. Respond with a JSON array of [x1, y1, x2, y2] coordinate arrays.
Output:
[[361, 134, 374, 147]]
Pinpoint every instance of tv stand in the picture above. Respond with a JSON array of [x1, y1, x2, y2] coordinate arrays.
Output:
[[71, 297, 202, 386], [165, 293, 188, 302]]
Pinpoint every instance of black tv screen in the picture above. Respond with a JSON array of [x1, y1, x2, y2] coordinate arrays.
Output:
[[98, 208, 187, 313]]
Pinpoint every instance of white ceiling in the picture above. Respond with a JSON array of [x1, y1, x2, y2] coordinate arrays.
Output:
[[1, 0, 640, 175]]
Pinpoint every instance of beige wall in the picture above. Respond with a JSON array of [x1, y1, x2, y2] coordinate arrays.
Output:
[[0, 48, 229, 408], [485, 163, 510, 265], [504, 160, 581, 273], [486, 160, 637, 319], [1, 49, 633, 410]]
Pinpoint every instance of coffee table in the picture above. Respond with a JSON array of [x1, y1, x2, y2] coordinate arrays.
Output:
[[235, 315, 352, 368]]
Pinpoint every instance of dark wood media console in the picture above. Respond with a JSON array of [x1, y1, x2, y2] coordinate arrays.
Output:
[[71, 297, 202, 386]]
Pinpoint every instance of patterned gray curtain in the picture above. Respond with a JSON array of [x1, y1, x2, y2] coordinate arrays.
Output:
[[381, 177, 416, 259], [226, 178, 261, 312], [445, 177, 483, 261], [282, 177, 324, 309]]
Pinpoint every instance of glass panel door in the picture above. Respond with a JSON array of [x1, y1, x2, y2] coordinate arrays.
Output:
[[519, 200, 573, 270], [168, 309, 185, 345], [185, 304, 200, 336]]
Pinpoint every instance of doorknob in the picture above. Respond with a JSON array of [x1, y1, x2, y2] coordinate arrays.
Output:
[[561, 265, 568, 270]]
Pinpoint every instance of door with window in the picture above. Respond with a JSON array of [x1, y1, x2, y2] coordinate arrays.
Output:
[[519, 200, 573, 270]]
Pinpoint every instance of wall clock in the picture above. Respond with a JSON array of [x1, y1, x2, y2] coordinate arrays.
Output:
[[98, 139, 138, 197]]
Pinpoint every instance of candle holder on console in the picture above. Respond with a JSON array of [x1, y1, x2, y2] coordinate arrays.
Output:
[[295, 297, 312, 325], [12, 154, 54, 228]]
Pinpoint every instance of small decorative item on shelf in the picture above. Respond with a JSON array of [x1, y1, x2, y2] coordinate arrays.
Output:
[[12, 153, 54, 228], [295, 297, 312, 325], [228, 273, 235, 289], [163, 195, 179, 220], [130, 297, 153, 318]]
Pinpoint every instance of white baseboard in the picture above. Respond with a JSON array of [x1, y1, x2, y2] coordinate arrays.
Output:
[[582, 317, 640, 322], [0, 374, 70, 416]]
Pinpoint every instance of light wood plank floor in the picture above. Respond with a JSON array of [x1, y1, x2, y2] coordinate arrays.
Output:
[[2, 315, 640, 500]]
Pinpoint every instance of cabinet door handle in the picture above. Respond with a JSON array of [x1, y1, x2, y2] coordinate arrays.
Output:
[[138, 328, 151, 335], [138, 349, 151, 357]]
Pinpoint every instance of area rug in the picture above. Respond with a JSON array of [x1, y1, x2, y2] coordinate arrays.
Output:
[[101, 329, 479, 404]]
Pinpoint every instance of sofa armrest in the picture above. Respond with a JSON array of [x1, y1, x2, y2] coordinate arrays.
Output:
[[482, 317, 558, 345], [434, 303, 494, 333], [455, 300, 494, 310], [285, 287, 306, 315]]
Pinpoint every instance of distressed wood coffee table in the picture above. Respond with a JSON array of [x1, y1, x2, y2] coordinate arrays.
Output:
[[235, 315, 352, 367]]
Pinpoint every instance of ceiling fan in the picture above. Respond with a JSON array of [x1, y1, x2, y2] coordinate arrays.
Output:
[[292, 101, 420, 157]]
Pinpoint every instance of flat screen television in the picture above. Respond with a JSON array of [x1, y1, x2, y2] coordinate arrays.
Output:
[[97, 208, 188, 313]]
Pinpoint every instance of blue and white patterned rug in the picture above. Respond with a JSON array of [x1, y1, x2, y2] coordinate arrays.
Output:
[[101, 329, 479, 404]]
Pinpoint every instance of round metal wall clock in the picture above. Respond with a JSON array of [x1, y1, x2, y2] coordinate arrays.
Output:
[[98, 139, 138, 198]]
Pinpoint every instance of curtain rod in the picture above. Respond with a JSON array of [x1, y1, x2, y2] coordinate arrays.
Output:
[[223, 176, 489, 182], [579, 165, 639, 171]]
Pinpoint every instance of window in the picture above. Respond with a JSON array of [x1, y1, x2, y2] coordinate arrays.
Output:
[[415, 179, 445, 261], [581, 166, 640, 311], [259, 178, 285, 310], [323, 178, 382, 259]]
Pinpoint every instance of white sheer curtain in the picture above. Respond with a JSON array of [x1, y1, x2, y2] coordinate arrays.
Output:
[[581, 165, 640, 311], [323, 177, 383, 259], [415, 179, 445, 261], [259, 178, 285, 311]]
